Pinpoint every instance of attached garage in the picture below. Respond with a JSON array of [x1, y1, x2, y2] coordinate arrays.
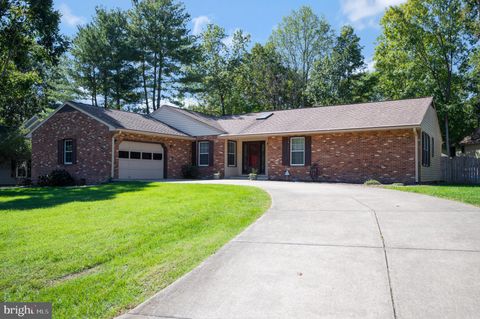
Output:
[[118, 141, 164, 180]]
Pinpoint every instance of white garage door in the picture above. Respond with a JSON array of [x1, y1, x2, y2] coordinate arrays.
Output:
[[119, 141, 164, 180]]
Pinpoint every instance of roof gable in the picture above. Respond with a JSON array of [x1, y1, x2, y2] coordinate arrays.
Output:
[[28, 102, 190, 138], [154, 105, 225, 133]]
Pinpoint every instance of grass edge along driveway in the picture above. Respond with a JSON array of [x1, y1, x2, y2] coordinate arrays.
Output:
[[384, 184, 480, 207], [0, 182, 271, 318]]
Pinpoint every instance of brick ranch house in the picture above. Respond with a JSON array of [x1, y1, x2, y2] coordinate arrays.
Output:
[[28, 97, 442, 184]]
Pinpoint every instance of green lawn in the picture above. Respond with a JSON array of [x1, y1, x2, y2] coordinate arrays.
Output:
[[0, 182, 270, 318], [384, 184, 480, 207]]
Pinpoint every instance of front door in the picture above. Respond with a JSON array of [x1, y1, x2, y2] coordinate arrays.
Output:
[[242, 141, 265, 174]]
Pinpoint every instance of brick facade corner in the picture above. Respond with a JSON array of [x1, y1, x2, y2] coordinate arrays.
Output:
[[31, 107, 112, 184]]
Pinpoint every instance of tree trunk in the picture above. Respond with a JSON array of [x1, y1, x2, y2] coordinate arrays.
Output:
[[116, 68, 120, 109], [445, 113, 451, 157], [103, 69, 108, 109], [220, 94, 225, 116], [92, 67, 98, 107], [152, 53, 157, 110], [141, 55, 149, 114], [157, 61, 163, 111]]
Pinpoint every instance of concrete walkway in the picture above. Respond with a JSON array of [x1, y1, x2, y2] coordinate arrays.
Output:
[[119, 181, 480, 319]]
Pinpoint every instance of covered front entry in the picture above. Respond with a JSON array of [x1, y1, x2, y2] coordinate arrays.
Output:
[[242, 141, 265, 174], [118, 141, 164, 180]]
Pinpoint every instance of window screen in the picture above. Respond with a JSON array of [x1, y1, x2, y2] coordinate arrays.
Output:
[[198, 141, 209, 166], [227, 141, 236, 166], [290, 137, 305, 166]]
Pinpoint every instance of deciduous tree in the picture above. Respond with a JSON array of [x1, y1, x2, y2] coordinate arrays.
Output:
[[269, 6, 333, 107], [0, 0, 68, 126], [307, 26, 366, 105], [374, 0, 478, 151], [187, 24, 250, 115]]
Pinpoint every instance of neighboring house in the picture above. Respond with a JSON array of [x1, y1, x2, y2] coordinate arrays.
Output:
[[0, 125, 33, 185], [27, 97, 442, 184], [459, 128, 480, 158]]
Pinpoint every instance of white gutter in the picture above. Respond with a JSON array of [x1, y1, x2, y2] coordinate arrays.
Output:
[[218, 125, 421, 139], [116, 128, 195, 140], [413, 128, 419, 183]]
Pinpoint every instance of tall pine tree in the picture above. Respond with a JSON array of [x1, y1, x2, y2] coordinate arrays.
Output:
[[129, 0, 197, 112]]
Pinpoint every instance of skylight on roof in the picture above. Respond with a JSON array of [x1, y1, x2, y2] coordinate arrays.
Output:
[[256, 112, 273, 120]]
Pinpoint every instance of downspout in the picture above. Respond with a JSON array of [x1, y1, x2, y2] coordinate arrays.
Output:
[[413, 128, 419, 183], [111, 134, 115, 179]]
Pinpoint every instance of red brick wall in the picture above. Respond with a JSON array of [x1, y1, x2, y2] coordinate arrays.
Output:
[[32, 107, 415, 184], [267, 129, 416, 184], [31, 106, 112, 184], [113, 131, 192, 179], [195, 136, 225, 178], [32, 107, 195, 184]]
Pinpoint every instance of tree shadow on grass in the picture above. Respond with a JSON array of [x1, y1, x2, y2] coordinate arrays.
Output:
[[0, 182, 154, 211]]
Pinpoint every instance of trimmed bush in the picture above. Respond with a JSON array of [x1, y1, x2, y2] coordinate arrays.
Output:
[[17, 178, 32, 186], [364, 179, 382, 185], [181, 165, 199, 179], [37, 175, 50, 186], [37, 169, 75, 186]]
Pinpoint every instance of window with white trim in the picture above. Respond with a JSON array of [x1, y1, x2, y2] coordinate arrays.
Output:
[[16, 161, 28, 178], [227, 140, 236, 167], [64, 139, 73, 164], [198, 141, 209, 166], [290, 137, 305, 166]]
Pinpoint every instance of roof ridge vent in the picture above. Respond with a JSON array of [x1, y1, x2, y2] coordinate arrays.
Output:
[[256, 112, 273, 120]]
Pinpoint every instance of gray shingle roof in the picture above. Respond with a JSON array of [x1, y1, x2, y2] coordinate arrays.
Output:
[[216, 97, 433, 136], [67, 101, 188, 137], [63, 97, 433, 138]]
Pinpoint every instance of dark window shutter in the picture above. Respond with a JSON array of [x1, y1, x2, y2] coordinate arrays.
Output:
[[305, 136, 312, 166], [427, 135, 431, 166], [191, 141, 197, 165], [27, 160, 31, 178], [282, 137, 290, 166], [209, 140, 214, 166], [421, 132, 425, 166], [431, 137, 434, 157], [11, 160, 16, 177], [58, 139, 64, 164], [72, 139, 77, 164]]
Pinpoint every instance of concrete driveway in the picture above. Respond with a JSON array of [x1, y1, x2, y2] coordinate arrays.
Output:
[[119, 181, 480, 319]]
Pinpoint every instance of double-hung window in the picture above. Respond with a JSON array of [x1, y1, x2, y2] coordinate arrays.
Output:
[[227, 141, 236, 167], [64, 139, 73, 164], [16, 161, 28, 178], [198, 141, 210, 166], [290, 137, 305, 166]]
